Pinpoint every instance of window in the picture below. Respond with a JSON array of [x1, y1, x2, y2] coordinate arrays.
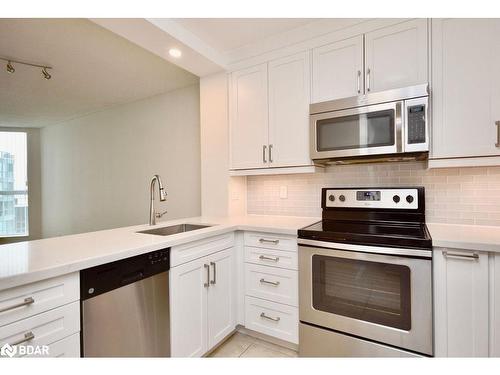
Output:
[[0, 131, 28, 237]]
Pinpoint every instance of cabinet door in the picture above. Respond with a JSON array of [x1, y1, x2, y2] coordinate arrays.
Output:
[[312, 35, 364, 102], [432, 19, 500, 159], [268, 51, 311, 168], [229, 63, 269, 169], [170, 256, 208, 357], [491, 253, 500, 357], [434, 248, 489, 357], [365, 19, 428, 93], [207, 248, 235, 349]]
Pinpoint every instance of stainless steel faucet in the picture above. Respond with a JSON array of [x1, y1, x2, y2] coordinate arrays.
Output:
[[149, 174, 167, 225]]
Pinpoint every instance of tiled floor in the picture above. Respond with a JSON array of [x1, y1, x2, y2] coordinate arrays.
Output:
[[208, 332, 298, 358]]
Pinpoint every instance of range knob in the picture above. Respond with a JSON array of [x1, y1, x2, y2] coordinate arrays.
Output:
[[339, 195, 346, 202], [328, 194, 335, 202], [393, 195, 400, 203], [406, 195, 414, 203]]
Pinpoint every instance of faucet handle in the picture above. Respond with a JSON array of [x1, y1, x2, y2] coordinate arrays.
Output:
[[155, 210, 168, 219]]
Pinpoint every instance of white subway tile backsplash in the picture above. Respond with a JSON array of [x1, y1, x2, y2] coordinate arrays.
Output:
[[247, 161, 500, 226]]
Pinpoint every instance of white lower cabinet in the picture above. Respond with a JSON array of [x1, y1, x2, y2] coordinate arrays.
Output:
[[170, 247, 235, 357], [434, 248, 490, 357]]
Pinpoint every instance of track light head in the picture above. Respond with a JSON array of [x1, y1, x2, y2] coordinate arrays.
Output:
[[42, 67, 51, 80], [6, 61, 15, 73]]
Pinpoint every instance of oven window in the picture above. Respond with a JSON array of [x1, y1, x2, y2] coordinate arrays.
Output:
[[316, 109, 395, 151], [312, 255, 411, 330]]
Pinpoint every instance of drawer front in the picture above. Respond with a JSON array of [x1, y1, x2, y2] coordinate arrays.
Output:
[[0, 273, 79, 327], [245, 263, 298, 306], [21, 332, 80, 358], [244, 246, 298, 270], [171, 233, 235, 267], [245, 296, 298, 344], [0, 301, 80, 355], [244, 232, 297, 252]]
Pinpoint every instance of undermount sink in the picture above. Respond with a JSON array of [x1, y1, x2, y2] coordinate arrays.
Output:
[[136, 223, 212, 236]]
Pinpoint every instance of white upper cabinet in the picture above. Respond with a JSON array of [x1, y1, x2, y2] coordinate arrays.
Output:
[[312, 36, 364, 102], [268, 51, 311, 167], [431, 19, 500, 160], [365, 19, 428, 93], [229, 63, 269, 169]]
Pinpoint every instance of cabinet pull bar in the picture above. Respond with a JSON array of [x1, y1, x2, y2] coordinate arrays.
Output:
[[204, 264, 210, 287], [496, 121, 500, 147], [269, 144, 273, 163], [259, 238, 279, 245], [260, 312, 280, 322], [259, 255, 279, 262], [210, 261, 216, 285], [443, 251, 479, 260], [0, 297, 35, 314], [357, 70, 361, 94], [366, 68, 371, 92], [260, 278, 280, 286], [263, 145, 267, 163], [10, 331, 35, 346]]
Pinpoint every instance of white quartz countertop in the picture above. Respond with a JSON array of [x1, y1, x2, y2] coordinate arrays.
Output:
[[427, 223, 500, 253], [0, 215, 319, 291]]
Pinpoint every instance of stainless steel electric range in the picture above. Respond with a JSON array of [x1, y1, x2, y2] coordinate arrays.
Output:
[[298, 187, 433, 357]]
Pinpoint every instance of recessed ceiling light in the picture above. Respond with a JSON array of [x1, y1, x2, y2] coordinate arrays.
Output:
[[169, 48, 182, 58]]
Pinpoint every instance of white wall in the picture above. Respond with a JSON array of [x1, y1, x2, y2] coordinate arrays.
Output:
[[40, 84, 201, 238]]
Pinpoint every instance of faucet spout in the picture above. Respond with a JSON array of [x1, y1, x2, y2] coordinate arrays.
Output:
[[149, 174, 167, 225]]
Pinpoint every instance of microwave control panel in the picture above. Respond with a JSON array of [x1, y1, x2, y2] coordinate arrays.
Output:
[[407, 103, 426, 144]]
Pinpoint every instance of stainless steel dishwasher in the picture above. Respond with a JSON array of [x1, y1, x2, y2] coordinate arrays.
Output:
[[80, 248, 170, 357]]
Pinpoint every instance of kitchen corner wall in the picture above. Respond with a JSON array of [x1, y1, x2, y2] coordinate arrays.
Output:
[[247, 162, 500, 226]]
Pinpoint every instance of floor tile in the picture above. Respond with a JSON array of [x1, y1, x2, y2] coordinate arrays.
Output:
[[209, 332, 253, 357], [239, 343, 291, 358]]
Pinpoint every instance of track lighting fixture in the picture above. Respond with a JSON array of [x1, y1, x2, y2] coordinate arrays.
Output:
[[1, 57, 53, 80]]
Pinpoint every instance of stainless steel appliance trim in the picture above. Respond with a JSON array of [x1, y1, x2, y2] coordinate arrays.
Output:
[[204, 264, 210, 288], [442, 251, 479, 260], [297, 238, 432, 258], [10, 331, 35, 346], [310, 84, 429, 114], [496, 121, 500, 147], [260, 312, 280, 322], [259, 255, 280, 262], [259, 238, 279, 245], [262, 145, 267, 163], [309, 101, 400, 160], [298, 245, 433, 355], [260, 278, 280, 286], [269, 144, 273, 163], [395, 101, 403, 153], [210, 261, 216, 285], [0, 296, 35, 314]]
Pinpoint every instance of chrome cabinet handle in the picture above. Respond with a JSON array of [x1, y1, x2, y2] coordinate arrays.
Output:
[[443, 251, 479, 260], [496, 121, 500, 147], [0, 297, 35, 314], [11, 331, 35, 346], [262, 145, 267, 163], [204, 264, 210, 287], [269, 144, 273, 163], [357, 70, 361, 94], [260, 312, 280, 322], [259, 238, 279, 245], [260, 278, 280, 286], [366, 68, 371, 92], [210, 261, 216, 285], [259, 255, 279, 262]]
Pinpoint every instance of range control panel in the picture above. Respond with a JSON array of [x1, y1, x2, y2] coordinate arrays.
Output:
[[324, 188, 419, 210]]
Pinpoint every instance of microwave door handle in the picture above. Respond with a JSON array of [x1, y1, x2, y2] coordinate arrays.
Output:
[[396, 101, 403, 153]]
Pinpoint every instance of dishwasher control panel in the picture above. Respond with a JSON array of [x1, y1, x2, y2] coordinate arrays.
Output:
[[80, 247, 170, 300]]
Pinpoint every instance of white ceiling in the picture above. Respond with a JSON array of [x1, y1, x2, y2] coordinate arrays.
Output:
[[173, 19, 315, 53], [0, 19, 198, 128]]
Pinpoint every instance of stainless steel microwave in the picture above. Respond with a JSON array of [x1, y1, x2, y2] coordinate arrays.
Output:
[[310, 84, 429, 163]]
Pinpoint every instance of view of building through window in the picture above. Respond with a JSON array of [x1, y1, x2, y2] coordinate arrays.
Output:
[[0, 131, 28, 237]]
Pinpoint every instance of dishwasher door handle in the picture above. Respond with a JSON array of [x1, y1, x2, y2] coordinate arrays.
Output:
[[121, 271, 144, 285]]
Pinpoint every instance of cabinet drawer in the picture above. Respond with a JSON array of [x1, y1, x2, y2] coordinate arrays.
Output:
[[245, 246, 298, 270], [245, 263, 298, 306], [245, 296, 298, 344], [171, 233, 235, 267], [0, 273, 79, 327], [20, 332, 80, 358], [244, 232, 297, 252], [0, 301, 80, 355]]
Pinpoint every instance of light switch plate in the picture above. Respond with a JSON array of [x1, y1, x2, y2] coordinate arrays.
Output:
[[279, 186, 288, 199]]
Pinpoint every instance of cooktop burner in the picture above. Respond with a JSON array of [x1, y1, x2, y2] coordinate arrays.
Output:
[[298, 187, 432, 250]]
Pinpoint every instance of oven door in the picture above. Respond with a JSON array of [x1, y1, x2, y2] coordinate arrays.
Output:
[[310, 101, 403, 160], [299, 244, 432, 355]]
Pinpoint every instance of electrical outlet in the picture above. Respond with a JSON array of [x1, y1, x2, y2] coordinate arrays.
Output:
[[279, 186, 288, 199]]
